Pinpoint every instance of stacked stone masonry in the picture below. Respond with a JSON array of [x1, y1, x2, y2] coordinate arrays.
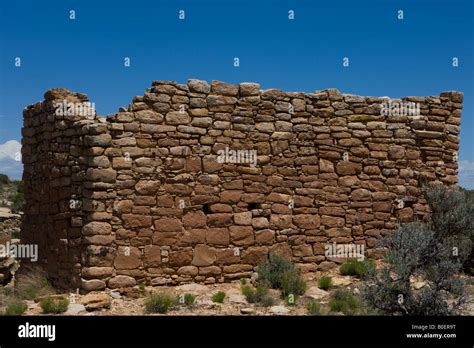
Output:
[[20, 79, 463, 291]]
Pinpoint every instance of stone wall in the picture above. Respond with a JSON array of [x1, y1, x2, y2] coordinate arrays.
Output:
[[21, 79, 463, 291]]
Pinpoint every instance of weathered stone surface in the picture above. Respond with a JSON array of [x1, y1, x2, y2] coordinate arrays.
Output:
[[108, 275, 137, 289], [192, 245, 216, 266], [240, 82, 260, 96], [79, 293, 111, 310], [165, 111, 190, 125], [82, 222, 111, 236], [135, 181, 160, 195], [114, 246, 141, 269], [123, 214, 152, 228], [188, 79, 210, 93], [154, 217, 182, 232], [229, 226, 255, 246], [211, 80, 239, 96]]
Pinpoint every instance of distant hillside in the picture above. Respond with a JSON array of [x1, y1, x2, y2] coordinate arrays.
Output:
[[0, 173, 24, 213]]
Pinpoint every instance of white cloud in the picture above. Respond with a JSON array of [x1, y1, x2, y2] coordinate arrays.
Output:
[[0, 140, 21, 161], [0, 140, 22, 180], [458, 160, 474, 190]]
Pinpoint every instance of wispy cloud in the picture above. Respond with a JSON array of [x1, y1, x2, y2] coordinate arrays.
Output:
[[458, 160, 474, 190]]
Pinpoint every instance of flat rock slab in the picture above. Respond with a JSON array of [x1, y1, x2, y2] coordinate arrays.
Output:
[[78, 293, 111, 311], [305, 287, 330, 300], [332, 276, 353, 287], [269, 305, 290, 315], [65, 303, 87, 315]]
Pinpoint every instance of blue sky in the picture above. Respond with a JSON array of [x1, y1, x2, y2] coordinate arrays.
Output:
[[0, 0, 473, 186]]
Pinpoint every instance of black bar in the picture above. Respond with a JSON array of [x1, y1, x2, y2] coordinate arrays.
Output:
[[0, 315, 472, 346]]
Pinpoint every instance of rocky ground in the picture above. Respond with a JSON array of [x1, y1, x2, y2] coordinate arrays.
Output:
[[20, 270, 354, 316], [15, 270, 474, 316], [0, 207, 21, 285]]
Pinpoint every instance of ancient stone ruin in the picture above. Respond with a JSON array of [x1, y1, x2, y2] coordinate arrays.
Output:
[[20, 79, 463, 291]]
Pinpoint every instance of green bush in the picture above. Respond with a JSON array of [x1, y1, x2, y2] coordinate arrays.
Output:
[[241, 284, 274, 307], [340, 259, 376, 279], [257, 254, 295, 289], [364, 184, 472, 316], [329, 289, 361, 315], [138, 283, 146, 291], [241, 285, 257, 303], [306, 301, 321, 315], [318, 276, 333, 290], [211, 291, 226, 303], [177, 293, 196, 306], [144, 292, 176, 314], [39, 297, 69, 314], [260, 294, 276, 307], [4, 301, 28, 316], [281, 269, 307, 298], [257, 254, 307, 300]]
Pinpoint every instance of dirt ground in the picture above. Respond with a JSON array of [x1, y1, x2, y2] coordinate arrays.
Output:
[[19, 269, 474, 316]]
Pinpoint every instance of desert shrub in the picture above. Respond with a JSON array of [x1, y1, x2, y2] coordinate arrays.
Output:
[[241, 284, 274, 307], [329, 289, 362, 315], [39, 297, 69, 314], [318, 276, 333, 290], [364, 185, 471, 315], [211, 291, 226, 303], [144, 292, 176, 314], [257, 254, 295, 289], [340, 259, 376, 279], [241, 285, 255, 302], [15, 270, 53, 300], [138, 283, 146, 291], [281, 269, 307, 298], [177, 293, 196, 306], [306, 301, 321, 315], [257, 254, 307, 300], [426, 185, 473, 268], [4, 300, 28, 316], [260, 294, 276, 307]]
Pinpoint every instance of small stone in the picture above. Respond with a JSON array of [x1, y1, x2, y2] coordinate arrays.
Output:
[[65, 303, 87, 315], [78, 293, 111, 311], [305, 287, 330, 300], [240, 307, 254, 314], [332, 276, 352, 287]]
